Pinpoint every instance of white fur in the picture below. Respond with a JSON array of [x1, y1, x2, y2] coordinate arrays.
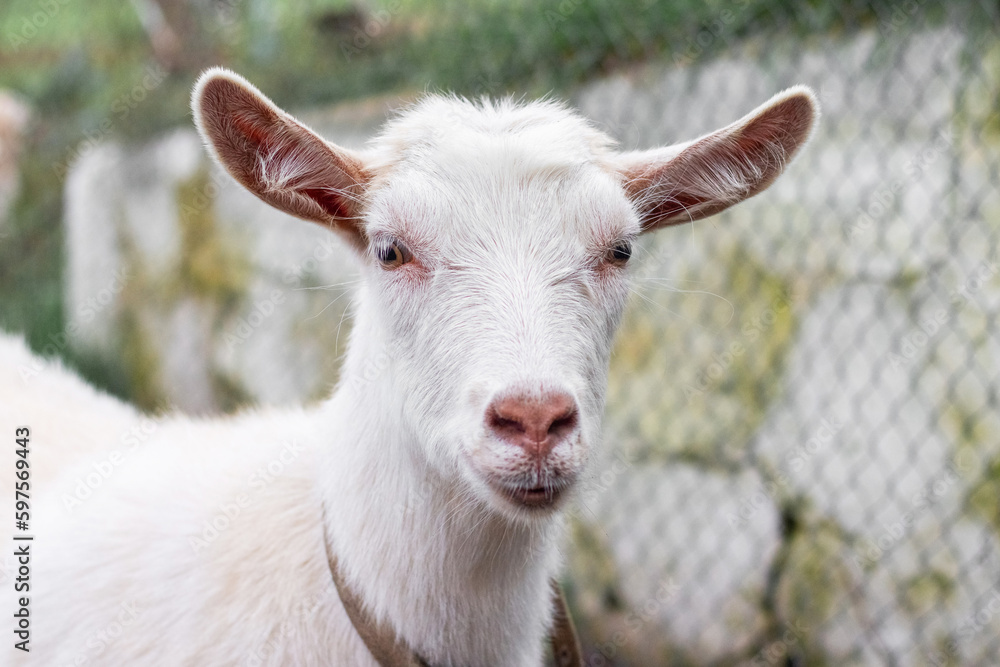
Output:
[[2, 80, 817, 666]]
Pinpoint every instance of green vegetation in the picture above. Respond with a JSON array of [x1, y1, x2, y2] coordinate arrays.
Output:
[[0, 1, 885, 135]]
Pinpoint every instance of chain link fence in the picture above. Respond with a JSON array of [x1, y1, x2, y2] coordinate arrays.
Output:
[[558, 2, 1000, 665]]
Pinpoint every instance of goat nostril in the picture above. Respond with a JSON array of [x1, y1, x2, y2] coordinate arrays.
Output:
[[548, 409, 578, 439], [488, 412, 525, 436]]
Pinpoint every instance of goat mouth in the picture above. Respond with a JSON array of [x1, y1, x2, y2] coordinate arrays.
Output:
[[489, 480, 567, 510]]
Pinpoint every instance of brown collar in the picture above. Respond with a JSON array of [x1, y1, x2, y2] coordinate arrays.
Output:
[[323, 526, 582, 666]]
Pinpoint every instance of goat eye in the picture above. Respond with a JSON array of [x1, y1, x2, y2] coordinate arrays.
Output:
[[375, 239, 413, 269], [607, 241, 632, 264]]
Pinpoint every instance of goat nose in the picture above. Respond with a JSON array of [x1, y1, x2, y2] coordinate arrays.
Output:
[[486, 391, 579, 459]]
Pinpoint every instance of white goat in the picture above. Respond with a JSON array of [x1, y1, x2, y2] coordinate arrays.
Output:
[[1, 69, 817, 666]]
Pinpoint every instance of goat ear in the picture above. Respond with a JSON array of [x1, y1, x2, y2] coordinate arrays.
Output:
[[192, 68, 369, 249], [616, 86, 819, 231]]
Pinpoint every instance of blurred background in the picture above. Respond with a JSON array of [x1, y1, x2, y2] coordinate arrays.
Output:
[[1, 0, 999, 664]]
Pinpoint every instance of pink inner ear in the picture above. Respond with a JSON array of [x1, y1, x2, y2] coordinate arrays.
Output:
[[195, 72, 371, 250], [641, 190, 706, 228], [231, 112, 271, 152], [230, 111, 358, 221], [626, 90, 816, 231], [301, 187, 354, 221]]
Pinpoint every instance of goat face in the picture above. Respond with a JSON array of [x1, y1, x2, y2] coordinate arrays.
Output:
[[193, 69, 818, 522], [359, 103, 638, 518]]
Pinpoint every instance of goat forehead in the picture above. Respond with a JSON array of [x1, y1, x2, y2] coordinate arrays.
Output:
[[370, 151, 635, 252], [371, 95, 617, 165]]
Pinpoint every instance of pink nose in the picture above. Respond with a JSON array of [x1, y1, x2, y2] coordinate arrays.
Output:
[[486, 391, 579, 459]]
